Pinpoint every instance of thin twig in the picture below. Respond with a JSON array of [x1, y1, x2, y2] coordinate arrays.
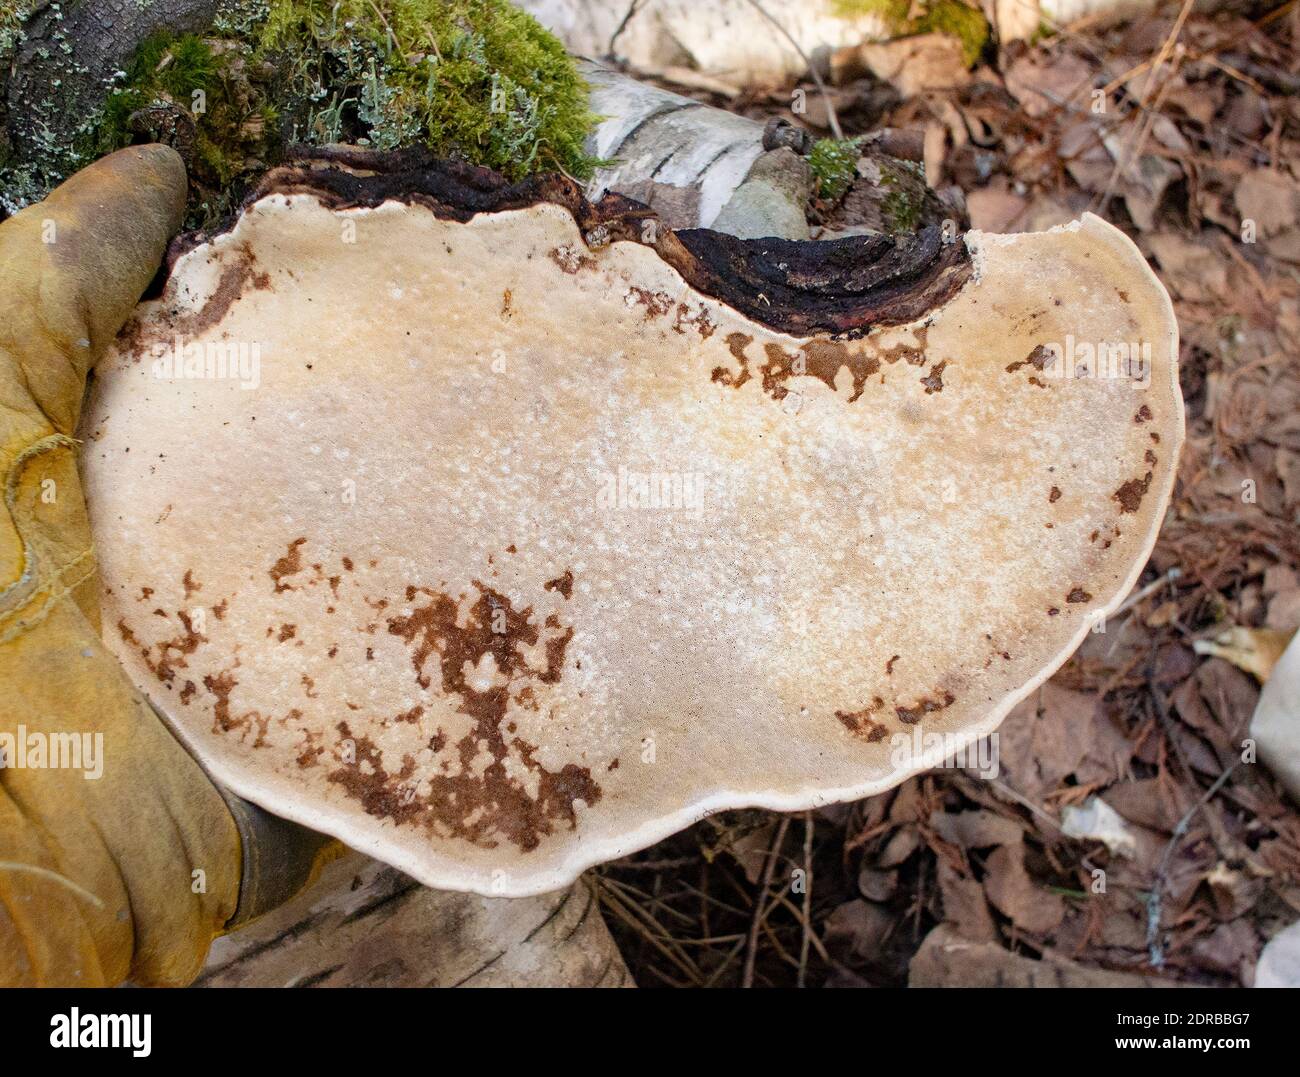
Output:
[[739, 0, 843, 139], [1199, 54, 1268, 95], [366, 0, 398, 53], [742, 816, 790, 988], [1115, 567, 1184, 617], [1145, 759, 1240, 966], [703, 937, 748, 987], [798, 810, 813, 987], [596, 880, 704, 984], [770, 891, 833, 964], [989, 777, 1064, 832], [1092, 0, 1195, 217], [676, 879, 752, 920], [602, 876, 697, 926]]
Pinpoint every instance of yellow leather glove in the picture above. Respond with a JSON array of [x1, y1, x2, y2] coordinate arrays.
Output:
[[0, 145, 309, 986]]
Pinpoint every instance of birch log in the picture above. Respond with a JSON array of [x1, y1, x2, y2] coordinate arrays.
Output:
[[521, 0, 1216, 78], [521, 0, 897, 84], [581, 61, 814, 238]]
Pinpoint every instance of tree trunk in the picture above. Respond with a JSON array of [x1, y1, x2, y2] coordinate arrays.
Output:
[[4, 0, 220, 170]]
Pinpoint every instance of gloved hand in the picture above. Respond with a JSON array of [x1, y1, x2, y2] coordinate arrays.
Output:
[[0, 145, 333, 987]]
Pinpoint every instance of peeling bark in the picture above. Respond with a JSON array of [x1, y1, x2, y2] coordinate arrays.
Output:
[[521, 0, 1224, 76], [520, 0, 898, 84]]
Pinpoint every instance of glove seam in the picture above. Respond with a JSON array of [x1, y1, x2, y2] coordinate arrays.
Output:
[[0, 553, 96, 645]]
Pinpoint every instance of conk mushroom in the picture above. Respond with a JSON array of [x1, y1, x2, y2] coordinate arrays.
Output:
[[80, 150, 1183, 897]]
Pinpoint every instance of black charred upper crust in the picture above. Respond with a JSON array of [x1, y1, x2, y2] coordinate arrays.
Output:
[[171, 145, 972, 337], [664, 226, 971, 336]]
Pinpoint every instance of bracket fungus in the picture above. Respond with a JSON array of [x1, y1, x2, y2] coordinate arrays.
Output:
[[80, 152, 1183, 896]]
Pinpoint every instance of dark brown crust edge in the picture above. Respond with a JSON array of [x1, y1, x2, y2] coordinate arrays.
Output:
[[169, 145, 973, 337]]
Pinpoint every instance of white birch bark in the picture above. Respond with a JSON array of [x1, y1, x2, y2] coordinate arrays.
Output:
[[522, 0, 1186, 81], [523, 0, 896, 84], [582, 61, 780, 231]]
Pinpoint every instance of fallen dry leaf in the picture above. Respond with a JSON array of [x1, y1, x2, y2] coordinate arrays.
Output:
[[1235, 169, 1300, 237], [823, 899, 894, 962], [851, 34, 971, 97], [936, 860, 998, 942], [997, 684, 1130, 800], [966, 183, 1028, 232], [982, 843, 1066, 935], [1004, 50, 1095, 119], [1194, 626, 1296, 682], [909, 924, 1187, 987], [930, 808, 1024, 849]]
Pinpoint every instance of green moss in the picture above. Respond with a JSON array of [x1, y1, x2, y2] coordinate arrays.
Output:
[[808, 135, 863, 201], [828, 0, 911, 27], [915, 0, 989, 67], [831, 0, 988, 69], [809, 138, 929, 232], [878, 159, 926, 232], [4, 0, 598, 222], [95, 30, 280, 197], [1030, 20, 1056, 45], [258, 0, 599, 179]]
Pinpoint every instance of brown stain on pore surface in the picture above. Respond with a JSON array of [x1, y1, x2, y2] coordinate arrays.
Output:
[[1113, 472, 1153, 514], [122, 245, 272, 351], [836, 698, 888, 742], [920, 360, 947, 394], [1006, 344, 1054, 376], [711, 332, 943, 404], [116, 578, 208, 686], [326, 580, 600, 852], [270, 538, 308, 592], [895, 690, 956, 725], [544, 569, 574, 599]]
